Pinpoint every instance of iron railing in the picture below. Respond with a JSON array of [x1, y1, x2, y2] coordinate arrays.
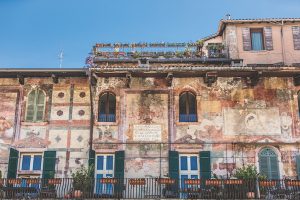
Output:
[[1, 178, 300, 199]]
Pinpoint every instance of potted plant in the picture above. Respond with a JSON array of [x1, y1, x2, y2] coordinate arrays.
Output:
[[71, 164, 94, 198], [233, 165, 265, 199], [196, 39, 204, 57]]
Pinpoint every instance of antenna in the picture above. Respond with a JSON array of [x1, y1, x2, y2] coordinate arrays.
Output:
[[225, 14, 231, 20], [58, 50, 64, 68]]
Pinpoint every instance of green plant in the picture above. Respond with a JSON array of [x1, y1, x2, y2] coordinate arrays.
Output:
[[0, 170, 2, 179], [71, 164, 94, 192], [233, 165, 266, 180], [196, 40, 204, 48]]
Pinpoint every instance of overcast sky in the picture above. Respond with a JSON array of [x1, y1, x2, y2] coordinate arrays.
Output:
[[0, 0, 299, 68]]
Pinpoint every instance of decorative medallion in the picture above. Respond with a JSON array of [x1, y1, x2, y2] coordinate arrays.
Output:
[[79, 92, 86, 98], [57, 110, 63, 116], [77, 135, 83, 142], [58, 92, 65, 98], [55, 135, 61, 143], [78, 110, 85, 116]]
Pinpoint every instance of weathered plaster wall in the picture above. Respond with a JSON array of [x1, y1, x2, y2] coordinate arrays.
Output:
[[0, 77, 90, 177]]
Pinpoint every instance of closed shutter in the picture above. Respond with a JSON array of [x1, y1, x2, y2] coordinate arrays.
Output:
[[259, 148, 279, 180], [114, 151, 125, 198], [114, 151, 125, 179], [42, 151, 56, 179], [7, 148, 19, 178], [259, 156, 269, 178], [36, 90, 45, 121], [292, 26, 300, 50], [242, 28, 251, 51], [269, 156, 279, 179], [296, 155, 300, 179], [26, 90, 36, 121], [169, 150, 179, 180], [88, 149, 95, 177], [264, 27, 273, 50], [199, 151, 211, 179]]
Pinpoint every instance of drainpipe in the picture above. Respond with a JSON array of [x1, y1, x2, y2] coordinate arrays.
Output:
[[280, 20, 286, 65], [88, 69, 95, 151]]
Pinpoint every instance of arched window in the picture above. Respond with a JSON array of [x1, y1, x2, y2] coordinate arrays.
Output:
[[26, 89, 46, 122], [179, 92, 197, 122], [98, 92, 116, 122], [258, 148, 280, 180]]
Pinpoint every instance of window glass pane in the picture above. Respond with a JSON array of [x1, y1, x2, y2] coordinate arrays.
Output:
[[108, 94, 116, 115], [33, 155, 42, 170], [181, 175, 188, 189], [179, 93, 187, 115], [97, 156, 104, 170], [22, 155, 31, 170], [37, 90, 45, 105], [188, 93, 196, 114], [99, 94, 107, 115], [180, 156, 188, 170], [106, 156, 113, 170], [95, 174, 103, 194], [191, 175, 198, 179], [251, 31, 263, 50], [190, 156, 198, 170]]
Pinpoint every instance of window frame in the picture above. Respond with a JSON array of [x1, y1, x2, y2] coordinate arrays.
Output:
[[179, 91, 197, 122], [179, 154, 199, 178], [250, 28, 265, 51], [98, 92, 116, 122], [95, 154, 114, 178], [19, 153, 43, 173], [25, 89, 46, 122], [258, 148, 280, 180]]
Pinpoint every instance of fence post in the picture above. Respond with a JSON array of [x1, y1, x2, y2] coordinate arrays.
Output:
[[256, 177, 260, 199]]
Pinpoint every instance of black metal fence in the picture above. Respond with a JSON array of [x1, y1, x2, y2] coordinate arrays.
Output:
[[1, 178, 300, 199]]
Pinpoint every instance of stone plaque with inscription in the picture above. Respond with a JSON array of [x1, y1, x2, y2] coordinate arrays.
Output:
[[133, 125, 161, 141]]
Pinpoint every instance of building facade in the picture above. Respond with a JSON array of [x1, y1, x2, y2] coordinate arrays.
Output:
[[1, 18, 300, 185]]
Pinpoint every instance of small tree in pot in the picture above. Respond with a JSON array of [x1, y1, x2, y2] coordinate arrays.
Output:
[[233, 165, 266, 199], [71, 164, 94, 198]]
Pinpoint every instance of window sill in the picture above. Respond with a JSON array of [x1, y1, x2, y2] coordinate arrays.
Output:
[[175, 121, 199, 126], [94, 121, 118, 126], [18, 170, 42, 175], [21, 121, 49, 126]]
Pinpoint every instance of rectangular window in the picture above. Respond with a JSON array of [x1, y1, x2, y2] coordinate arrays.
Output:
[[20, 153, 42, 172], [95, 154, 114, 195], [250, 28, 264, 51]]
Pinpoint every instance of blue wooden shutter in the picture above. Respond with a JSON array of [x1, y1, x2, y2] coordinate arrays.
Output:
[[296, 155, 300, 179], [169, 150, 179, 180], [42, 151, 56, 179], [199, 151, 211, 179], [7, 148, 19, 178]]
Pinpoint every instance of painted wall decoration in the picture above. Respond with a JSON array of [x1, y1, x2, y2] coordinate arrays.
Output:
[[223, 107, 281, 136], [0, 92, 18, 172]]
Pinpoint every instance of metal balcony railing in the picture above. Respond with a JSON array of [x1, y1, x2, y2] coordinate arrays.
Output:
[[1, 178, 298, 199], [99, 114, 116, 122], [179, 114, 197, 122]]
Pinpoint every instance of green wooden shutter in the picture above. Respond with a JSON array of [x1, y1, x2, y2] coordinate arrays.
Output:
[[259, 148, 279, 180], [42, 151, 56, 179], [88, 149, 95, 177], [114, 151, 125, 179], [296, 155, 300, 180], [168, 150, 179, 180], [26, 90, 36, 121], [114, 151, 125, 198], [259, 156, 269, 178], [7, 148, 19, 178], [199, 151, 211, 179], [36, 90, 45, 121]]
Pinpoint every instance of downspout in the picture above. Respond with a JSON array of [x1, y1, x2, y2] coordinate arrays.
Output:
[[88, 69, 95, 151], [280, 20, 286, 65]]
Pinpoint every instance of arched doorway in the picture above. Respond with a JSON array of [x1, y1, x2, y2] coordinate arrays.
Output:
[[258, 148, 280, 179]]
